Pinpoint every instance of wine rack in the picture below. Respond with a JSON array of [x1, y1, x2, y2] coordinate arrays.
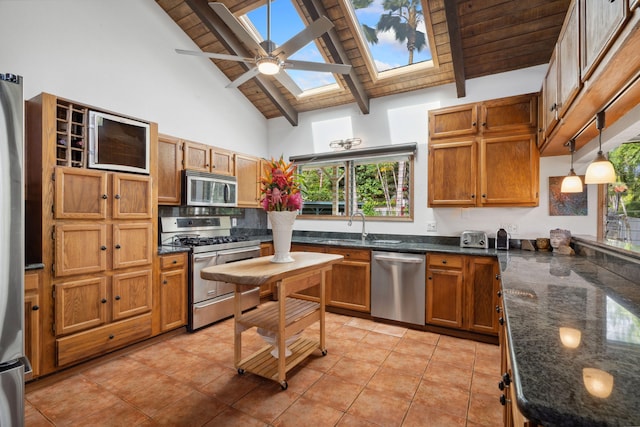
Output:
[[55, 101, 87, 167]]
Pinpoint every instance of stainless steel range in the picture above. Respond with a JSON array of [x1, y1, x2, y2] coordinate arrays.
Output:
[[160, 216, 261, 331]]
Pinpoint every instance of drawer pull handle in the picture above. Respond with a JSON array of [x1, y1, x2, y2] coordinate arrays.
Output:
[[441, 260, 447, 264], [172, 259, 177, 264], [109, 334, 115, 340]]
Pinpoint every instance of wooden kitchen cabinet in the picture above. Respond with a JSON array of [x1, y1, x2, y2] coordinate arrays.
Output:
[[54, 167, 108, 219], [235, 154, 261, 208], [183, 140, 235, 176], [542, 49, 559, 139], [428, 139, 477, 206], [426, 254, 500, 336], [580, 0, 627, 81], [426, 254, 464, 328], [326, 247, 371, 313], [428, 94, 539, 208], [158, 252, 187, 331], [112, 174, 152, 219], [157, 135, 182, 205], [24, 270, 42, 378], [428, 104, 478, 139]]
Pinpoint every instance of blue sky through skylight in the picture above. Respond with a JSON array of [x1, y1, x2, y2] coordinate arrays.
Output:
[[243, 0, 432, 91]]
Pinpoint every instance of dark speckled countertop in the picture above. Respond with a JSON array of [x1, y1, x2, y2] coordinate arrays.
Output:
[[498, 250, 640, 427]]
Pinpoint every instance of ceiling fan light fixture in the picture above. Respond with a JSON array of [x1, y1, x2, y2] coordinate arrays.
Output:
[[256, 56, 281, 75]]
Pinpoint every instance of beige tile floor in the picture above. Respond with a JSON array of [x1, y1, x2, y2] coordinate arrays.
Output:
[[25, 305, 503, 426]]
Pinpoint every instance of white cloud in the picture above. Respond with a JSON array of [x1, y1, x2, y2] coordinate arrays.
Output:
[[374, 59, 400, 72]]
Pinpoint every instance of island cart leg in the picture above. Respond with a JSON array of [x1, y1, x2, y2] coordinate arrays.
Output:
[[277, 279, 287, 388], [319, 268, 326, 355], [234, 286, 243, 374]]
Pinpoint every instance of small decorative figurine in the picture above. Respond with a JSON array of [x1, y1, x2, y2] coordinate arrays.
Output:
[[550, 228, 574, 255]]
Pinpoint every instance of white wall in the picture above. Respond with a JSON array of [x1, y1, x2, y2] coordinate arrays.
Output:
[[0, 0, 268, 156], [268, 65, 599, 240]]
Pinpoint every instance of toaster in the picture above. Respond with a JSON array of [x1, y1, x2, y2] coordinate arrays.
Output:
[[460, 230, 488, 249]]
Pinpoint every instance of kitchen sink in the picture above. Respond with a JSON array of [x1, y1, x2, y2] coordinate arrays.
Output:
[[371, 240, 403, 245], [317, 239, 363, 245]]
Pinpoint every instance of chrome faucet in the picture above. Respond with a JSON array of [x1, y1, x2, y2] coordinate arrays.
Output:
[[348, 212, 368, 242]]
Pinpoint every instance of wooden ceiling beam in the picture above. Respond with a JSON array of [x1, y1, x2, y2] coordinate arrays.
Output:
[[185, 0, 299, 126], [444, 0, 466, 98], [300, 0, 370, 115]]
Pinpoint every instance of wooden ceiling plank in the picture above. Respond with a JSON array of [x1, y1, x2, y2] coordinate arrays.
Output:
[[444, 0, 465, 98], [300, 0, 370, 115], [185, 0, 298, 125]]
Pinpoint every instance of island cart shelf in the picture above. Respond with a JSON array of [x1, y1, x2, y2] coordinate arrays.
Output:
[[200, 252, 343, 389]]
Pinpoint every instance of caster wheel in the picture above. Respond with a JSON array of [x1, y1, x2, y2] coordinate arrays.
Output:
[[237, 368, 245, 375], [280, 381, 288, 390], [321, 349, 328, 356]]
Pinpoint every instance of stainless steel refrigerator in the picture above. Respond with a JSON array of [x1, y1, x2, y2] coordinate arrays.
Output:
[[0, 73, 29, 426]]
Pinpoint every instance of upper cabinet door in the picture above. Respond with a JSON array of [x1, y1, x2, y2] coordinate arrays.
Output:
[[112, 222, 153, 269], [428, 139, 477, 207], [235, 154, 261, 208], [211, 148, 234, 176], [581, 0, 627, 81], [183, 141, 211, 172], [112, 174, 152, 219], [54, 167, 108, 219], [157, 135, 182, 205], [54, 223, 108, 277], [428, 104, 478, 139], [479, 134, 539, 206], [557, 0, 581, 118], [480, 94, 537, 134]]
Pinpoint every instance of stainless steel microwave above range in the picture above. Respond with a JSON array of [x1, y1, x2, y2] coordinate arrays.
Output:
[[182, 170, 237, 207]]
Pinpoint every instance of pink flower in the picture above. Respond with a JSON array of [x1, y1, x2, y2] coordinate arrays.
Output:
[[289, 192, 302, 210], [271, 187, 282, 205]]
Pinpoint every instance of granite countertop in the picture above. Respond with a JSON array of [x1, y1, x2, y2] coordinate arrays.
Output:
[[498, 250, 640, 426]]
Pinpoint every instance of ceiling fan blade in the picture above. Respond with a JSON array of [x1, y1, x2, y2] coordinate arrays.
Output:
[[209, 2, 265, 54], [285, 60, 352, 74], [273, 72, 303, 97], [272, 16, 334, 58], [175, 49, 254, 64], [226, 67, 261, 89]]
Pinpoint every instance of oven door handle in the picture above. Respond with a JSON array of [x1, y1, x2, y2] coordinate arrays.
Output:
[[217, 246, 261, 256], [193, 254, 218, 262]]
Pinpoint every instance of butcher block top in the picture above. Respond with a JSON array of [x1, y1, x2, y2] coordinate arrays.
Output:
[[200, 252, 343, 287]]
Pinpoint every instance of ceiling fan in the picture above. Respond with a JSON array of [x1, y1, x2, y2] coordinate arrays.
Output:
[[176, 1, 352, 96]]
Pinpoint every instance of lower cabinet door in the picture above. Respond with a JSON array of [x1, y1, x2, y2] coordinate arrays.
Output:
[[328, 260, 371, 312], [160, 268, 187, 331], [112, 269, 152, 321], [426, 268, 464, 328], [54, 276, 108, 336]]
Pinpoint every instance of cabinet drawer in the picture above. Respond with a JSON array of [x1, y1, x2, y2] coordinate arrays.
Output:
[[56, 313, 152, 367], [427, 254, 463, 269], [160, 253, 186, 269], [328, 247, 370, 261], [25, 271, 40, 291]]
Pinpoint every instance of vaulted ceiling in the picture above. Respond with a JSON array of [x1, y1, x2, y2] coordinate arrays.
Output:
[[156, 0, 571, 126]]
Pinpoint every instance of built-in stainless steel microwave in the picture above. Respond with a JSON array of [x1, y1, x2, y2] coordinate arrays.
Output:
[[182, 170, 238, 207]]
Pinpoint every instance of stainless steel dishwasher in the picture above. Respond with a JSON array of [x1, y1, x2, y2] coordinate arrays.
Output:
[[371, 251, 426, 325]]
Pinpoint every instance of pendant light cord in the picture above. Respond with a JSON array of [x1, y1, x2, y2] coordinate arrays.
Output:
[[266, 0, 272, 55], [596, 111, 606, 154]]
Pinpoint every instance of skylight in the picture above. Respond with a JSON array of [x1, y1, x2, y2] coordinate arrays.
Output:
[[348, 0, 433, 74], [243, 0, 339, 93]]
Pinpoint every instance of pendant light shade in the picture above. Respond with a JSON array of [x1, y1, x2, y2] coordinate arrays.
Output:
[[561, 139, 583, 193], [585, 111, 616, 184]]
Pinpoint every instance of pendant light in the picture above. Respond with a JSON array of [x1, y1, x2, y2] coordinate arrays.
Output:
[[561, 139, 583, 193], [585, 111, 616, 184]]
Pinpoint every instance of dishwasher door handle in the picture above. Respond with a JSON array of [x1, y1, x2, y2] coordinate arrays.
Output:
[[373, 254, 424, 264]]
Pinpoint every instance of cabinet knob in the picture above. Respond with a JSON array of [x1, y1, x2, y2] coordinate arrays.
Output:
[[114, 194, 121, 199], [550, 103, 557, 112], [163, 280, 168, 285], [206, 164, 210, 168], [496, 305, 501, 313], [427, 276, 432, 280], [482, 194, 487, 198], [497, 290, 502, 297], [500, 394, 507, 406], [172, 259, 177, 264], [499, 317, 504, 325], [109, 334, 115, 340], [502, 373, 511, 386], [472, 121, 477, 126], [115, 295, 121, 300], [441, 259, 447, 264], [496, 274, 501, 280], [102, 194, 108, 199], [471, 194, 475, 199], [498, 381, 505, 391], [101, 298, 107, 304], [32, 305, 40, 311], [115, 244, 121, 249], [482, 122, 487, 127], [100, 245, 107, 251]]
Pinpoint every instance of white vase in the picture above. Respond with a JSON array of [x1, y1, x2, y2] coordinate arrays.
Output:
[[268, 210, 297, 263]]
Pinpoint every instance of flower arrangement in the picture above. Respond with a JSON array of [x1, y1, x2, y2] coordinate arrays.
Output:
[[260, 156, 303, 212]]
